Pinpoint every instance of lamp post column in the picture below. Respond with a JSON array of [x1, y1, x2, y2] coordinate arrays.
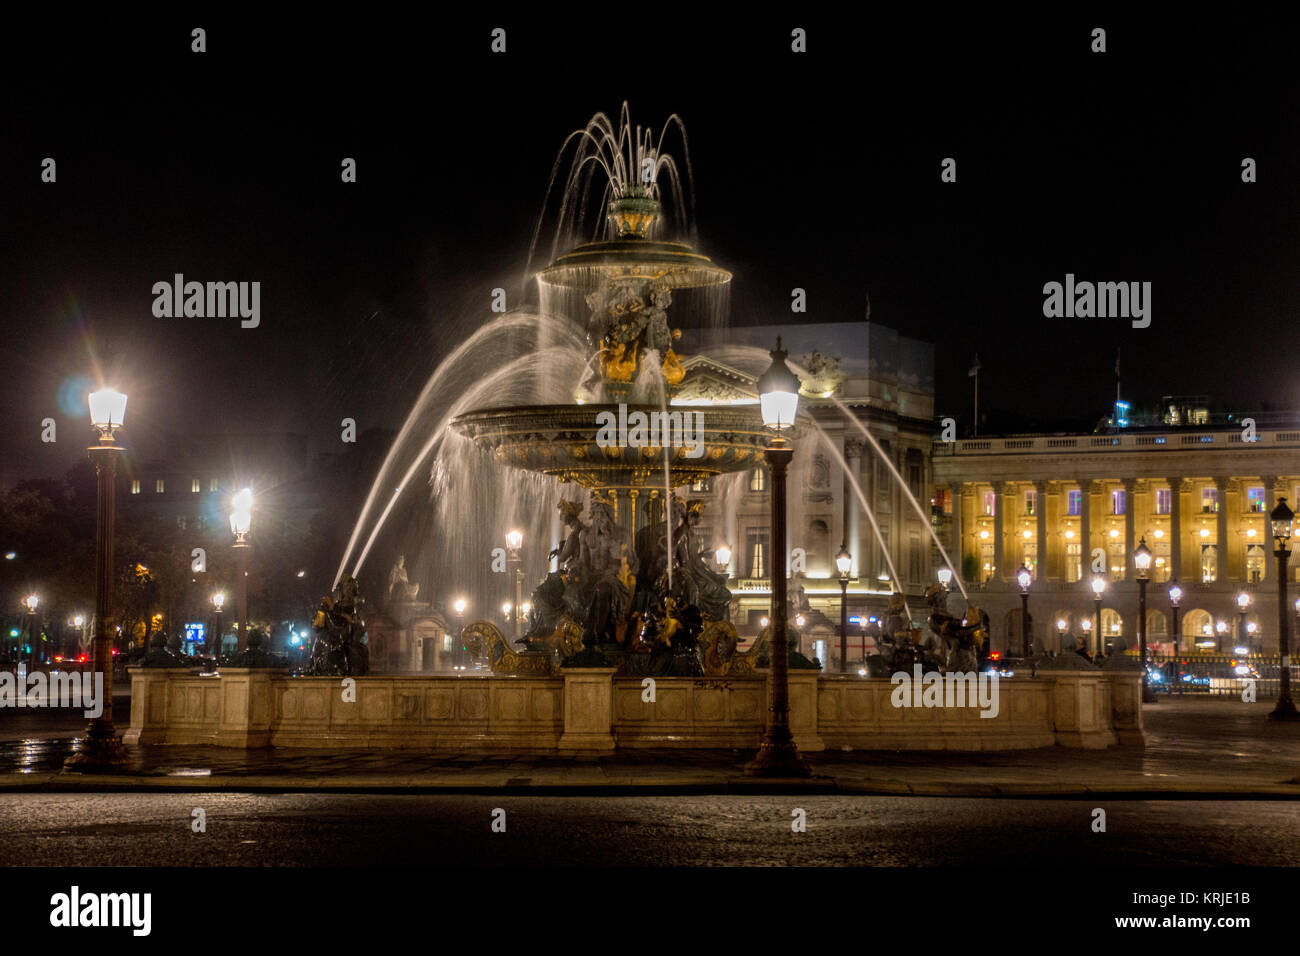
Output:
[[1269, 497, 1298, 720], [839, 575, 848, 673], [1094, 596, 1103, 658], [234, 545, 249, 655], [746, 439, 810, 777], [65, 442, 128, 769]]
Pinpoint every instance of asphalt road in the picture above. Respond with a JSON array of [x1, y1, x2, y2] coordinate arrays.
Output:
[[1, 792, 1294, 866]]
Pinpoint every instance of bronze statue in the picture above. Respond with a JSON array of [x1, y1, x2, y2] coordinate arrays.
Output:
[[305, 574, 370, 676]]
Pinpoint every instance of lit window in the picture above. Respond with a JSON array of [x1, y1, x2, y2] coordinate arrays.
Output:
[[982, 491, 995, 516], [1112, 489, 1126, 515], [131, 480, 141, 495], [155, 479, 164, 494], [191, 478, 201, 493], [209, 478, 218, 492], [1067, 489, 1082, 516], [748, 469, 766, 493], [1246, 544, 1265, 583], [1024, 490, 1036, 516], [1246, 486, 1265, 514], [1155, 488, 1171, 515], [1201, 544, 1218, 584], [1202, 487, 1218, 513]]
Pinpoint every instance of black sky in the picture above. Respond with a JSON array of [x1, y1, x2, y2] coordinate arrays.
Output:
[[2, 11, 1297, 483]]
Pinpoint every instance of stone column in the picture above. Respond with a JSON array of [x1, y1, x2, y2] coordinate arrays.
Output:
[[1123, 478, 1137, 580], [1214, 477, 1231, 581], [1262, 475, 1279, 587], [991, 480, 1006, 582], [1168, 477, 1183, 582], [1079, 479, 1093, 586], [949, 481, 963, 578], [846, 439, 863, 577], [1035, 480, 1049, 579]]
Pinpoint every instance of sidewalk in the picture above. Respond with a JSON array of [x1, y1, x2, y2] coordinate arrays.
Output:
[[2, 697, 1298, 797]]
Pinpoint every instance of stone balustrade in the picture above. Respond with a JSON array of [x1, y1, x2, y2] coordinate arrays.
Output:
[[125, 665, 1143, 752]]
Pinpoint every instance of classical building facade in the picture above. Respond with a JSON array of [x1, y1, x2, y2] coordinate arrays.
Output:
[[932, 425, 1300, 655]]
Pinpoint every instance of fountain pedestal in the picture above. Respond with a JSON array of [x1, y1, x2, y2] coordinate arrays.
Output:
[[557, 666, 617, 751]]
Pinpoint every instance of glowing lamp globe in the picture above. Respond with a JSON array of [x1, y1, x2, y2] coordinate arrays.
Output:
[[88, 387, 128, 437], [506, 530, 523, 551], [936, 567, 953, 588], [835, 544, 852, 578], [757, 337, 801, 430], [715, 544, 732, 568]]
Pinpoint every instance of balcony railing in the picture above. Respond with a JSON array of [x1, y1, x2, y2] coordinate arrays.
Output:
[[932, 429, 1300, 456]]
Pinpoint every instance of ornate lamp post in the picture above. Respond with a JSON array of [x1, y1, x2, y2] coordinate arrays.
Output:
[[453, 598, 467, 670], [229, 488, 253, 655], [1090, 575, 1107, 657], [745, 338, 811, 777], [1235, 591, 1251, 656], [1215, 620, 1228, 653], [1080, 617, 1093, 655], [65, 386, 130, 770], [505, 529, 524, 640], [836, 543, 852, 673], [1016, 565, 1033, 657], [1134, 536, 1155, 702], [1269, 498, 1298, 719], [1167, 580, 1182, 652], [24, 594, 40, 666], [210, 591, 225, 661]]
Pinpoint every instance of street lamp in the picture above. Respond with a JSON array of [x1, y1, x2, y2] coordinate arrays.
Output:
[[836, 543, 852, 674], [230, 488, 253, 654], [1215, 619, 1228, 653], [715, 544, 732, 573], [65, 386, 130, 770], [23, 594, 40, 666], [1269, 497, 1298, 719], [1168, 580, 1183, 652], [211, 592, 225, 660], [746, 337, 811, 777], [1236, 590, 1251, 655], [1090, 575, 1107, 657], [506, 529, 524, 640], [1080, 617, 1093, 654], [452, 598, 468, 669], [1016, 565, 1033, 657], [1134, 536, 1155, 702]]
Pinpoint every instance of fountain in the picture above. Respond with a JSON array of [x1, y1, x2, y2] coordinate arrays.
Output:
[[450, 107, 769, 676], [124, 107, 1146, 755]]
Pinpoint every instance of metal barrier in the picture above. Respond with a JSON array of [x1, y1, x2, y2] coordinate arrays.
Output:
[[1143, 652, 1283, 697]]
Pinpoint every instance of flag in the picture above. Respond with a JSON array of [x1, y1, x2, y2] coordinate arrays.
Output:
[[968, 354, 981, 377]]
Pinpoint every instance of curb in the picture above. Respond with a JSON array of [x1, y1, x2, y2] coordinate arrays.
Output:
[[2, 772, 1298, 799]]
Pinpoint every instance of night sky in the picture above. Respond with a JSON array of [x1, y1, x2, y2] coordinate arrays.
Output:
[[3, 11, 1296, 485]]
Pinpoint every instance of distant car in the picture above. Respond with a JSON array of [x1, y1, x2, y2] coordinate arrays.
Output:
[[983, 651, 1023, 677]]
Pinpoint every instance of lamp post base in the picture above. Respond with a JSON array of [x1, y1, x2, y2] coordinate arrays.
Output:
[[62, 724, 129, 772], [1268, 697, 1300, 721], [744, 729, 812, 777]]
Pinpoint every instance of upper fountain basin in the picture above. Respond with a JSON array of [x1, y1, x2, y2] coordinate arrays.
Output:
[[451, 403, 778, 490]]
